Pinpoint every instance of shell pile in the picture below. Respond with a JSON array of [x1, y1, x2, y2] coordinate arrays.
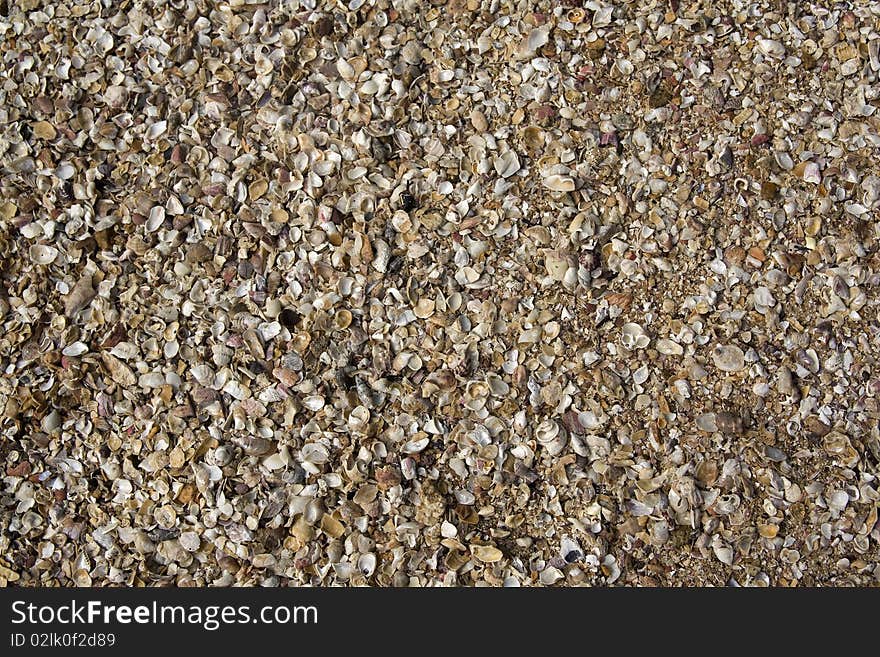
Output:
[[1, 0, 880, 586]]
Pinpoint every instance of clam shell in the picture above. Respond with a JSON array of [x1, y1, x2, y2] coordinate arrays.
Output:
[[413, 298, 435, 319], [471, 545, 503, 563]]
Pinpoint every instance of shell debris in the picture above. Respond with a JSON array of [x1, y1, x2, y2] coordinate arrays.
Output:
[[1, 0, 879, 588]]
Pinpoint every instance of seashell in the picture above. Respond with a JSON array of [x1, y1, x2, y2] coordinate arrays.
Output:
[[628, 500, 653, 516], [301, 443, 329, 464], [291, 331, 311, 353], [41, 409, 61, 433], [391, 210, 412, 233], [844, 203, 868, 217], [757, 38, 785, 58], [348, 405, 370, 431], [601, 555, 620, 583], [357, 553, 377, 577], [577, 410, 603, 430], [353, 484, 377, 506], [795, 348, 820, 373], [712, 344, 745, 372], [424, 369, 456, 393], [64, 273, 96, 316], [249, 179, 268, 200], [620, 323, 649, 350], [232, 436, 275, 456], [29, 244, 58, 265], [222, 379, 248, 400], [258, 321, 281, 341], [535, 420, 567, 455], [464, 381, 489, 411], [147, 206, 165, 232], [3, 0, 872, 589], [540, 567, 564, 585], [757, 523, 778, 539], [372, 239, 390, 273], [101, 352, 136, 386], [543, 321, 560, 340], [774, 151, 794, 170], [111, 341, 139, 360], [62, 341, 88, 357], [179, 532, 201, 552], [823, 432, 858, 468], [493, 150, 521, 178], [695, 460, 718, 487], [715, 411, 745, 435], [166, 195, 184, 215], [656, 338, 683, 356], [696, 413, 717, 432], [402, 435, 430, 454], [560, 536, 583, 563], [470, 544, 503, 563], [320, 514, 344, 538], [56, 163, 75, 180], [104, 85, 128, 108], [714, 494, 740, 515], [303, 395, 325, 411], [753, 286, 775, 308], [146, 120, 167, 140], [567, 8, 586, 23], [413, 298, 435, 319], [535, 419, 559, 444], [138, 373, 165, 388], [336, 58, 355, 80], [521, 125, 545, 151], [334, 309, 353, 329], [828, 490, 849, 513], [542, 174, 575, 192], [544, 249, 572, 281], [0, 201, 16, 222], [712, 539, 734, 565], [802, 162, 821, 184], [803, 416, 831, 441], [31, 121, 56, 140], [440, 521, 458, 538]]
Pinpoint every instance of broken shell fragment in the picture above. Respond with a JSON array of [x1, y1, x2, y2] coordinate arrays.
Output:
[[471, 545, 504, 563], [712, 345, 745, 372], [29, 244, 58, 265], [621, 323, 650, 350], [542, 174, 575, 192]]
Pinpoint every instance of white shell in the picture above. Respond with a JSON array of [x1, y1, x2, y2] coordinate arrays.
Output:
[[621, 323, 650, 350], [29, 244, 58, 265], [757, 38, 785, 58], [146, 120, 167, 140], [656, 338, 683, 356], [357, 553, 377, 576], [493, 150, 521, 178], [147, 206, 165, 232], [62, 341, 88, 357], [542, 174, 575, 192], [301, 443, 329, 464]]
